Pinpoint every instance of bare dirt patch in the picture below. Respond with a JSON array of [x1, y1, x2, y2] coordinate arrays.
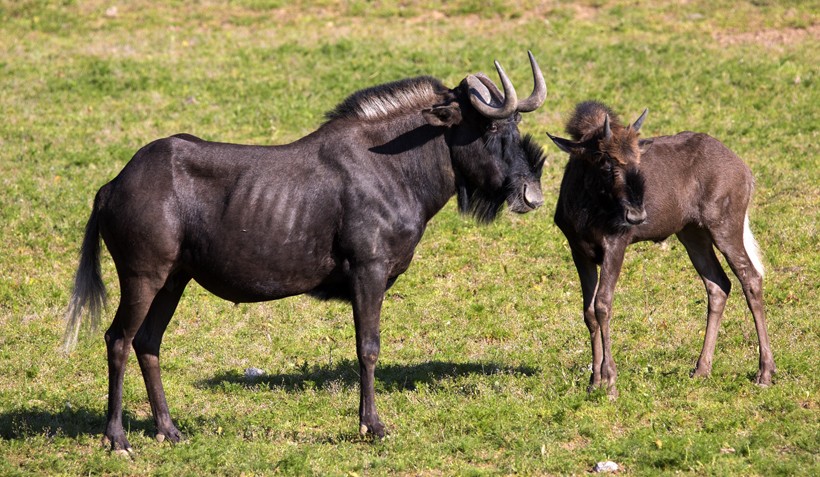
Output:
[[713, 24, 820, 49]]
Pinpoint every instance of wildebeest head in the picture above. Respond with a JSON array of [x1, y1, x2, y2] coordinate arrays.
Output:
[[548, 101, 649, 227], [421, 51, 547, 223]]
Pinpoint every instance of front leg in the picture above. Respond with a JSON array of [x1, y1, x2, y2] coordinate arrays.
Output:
[[571, 249, 601, 391], [350, 261, 389, 438], [595, 237, 629, 398]]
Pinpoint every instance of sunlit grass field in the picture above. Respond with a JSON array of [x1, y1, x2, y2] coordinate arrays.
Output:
[[1, 1, 817, 475]]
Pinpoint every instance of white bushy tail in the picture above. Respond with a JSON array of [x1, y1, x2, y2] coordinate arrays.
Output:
[[743, 211, 765, 277], [62, 208, 106, 353]]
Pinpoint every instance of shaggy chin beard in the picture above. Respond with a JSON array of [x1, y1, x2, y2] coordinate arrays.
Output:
[[456, 184, 506, 224]]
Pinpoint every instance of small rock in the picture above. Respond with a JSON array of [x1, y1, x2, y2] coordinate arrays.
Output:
[[244, 367, 265, 379], [593, 461, 619, 473], [105, 6, 118, 18]]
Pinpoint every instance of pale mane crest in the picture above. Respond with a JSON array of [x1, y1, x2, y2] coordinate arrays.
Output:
[[325, 76, 449, 122]]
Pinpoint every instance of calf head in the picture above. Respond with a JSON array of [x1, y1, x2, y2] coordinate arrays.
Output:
[[422, 52, 547, 222], [549, 103, 649, 227]]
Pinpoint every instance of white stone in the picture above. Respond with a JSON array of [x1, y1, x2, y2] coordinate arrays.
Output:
[[244, 367, 265, 378], [593, 461, 619, 473]]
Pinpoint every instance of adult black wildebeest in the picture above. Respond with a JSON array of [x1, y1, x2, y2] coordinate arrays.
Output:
[[548, 101, 774, 397], [63, 53, 548, 452]]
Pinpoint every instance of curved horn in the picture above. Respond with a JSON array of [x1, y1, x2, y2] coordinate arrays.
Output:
[[632, 108, 649, 132], [516, 51, 547, 113], [473, 73, 504, 101], [603, 114, 612, 141], [468, 60, 518, 119]]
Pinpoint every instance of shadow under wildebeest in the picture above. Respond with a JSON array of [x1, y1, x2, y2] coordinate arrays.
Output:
[[0, 361, 536, 442], [200, 360, 538, 393], [0, 407, 150, 441]]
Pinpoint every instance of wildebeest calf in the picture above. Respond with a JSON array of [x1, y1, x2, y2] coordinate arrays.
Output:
[[63, 53, 548, 452], [548, 101, 775, 396]]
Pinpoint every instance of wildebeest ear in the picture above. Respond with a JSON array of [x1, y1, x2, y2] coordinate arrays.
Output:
[[422, 103, 462, 127], [638, 138, 654, 155], [546, 132, 577, 155]]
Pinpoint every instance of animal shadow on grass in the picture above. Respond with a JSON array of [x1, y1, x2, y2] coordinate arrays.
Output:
[[201, 359, 539, 393], [0, 406, 150, 441], [0, 362, 537, 443]]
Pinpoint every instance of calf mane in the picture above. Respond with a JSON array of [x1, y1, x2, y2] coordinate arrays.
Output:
[[566, 101, 642, 165], [325, 76, 450, 122], [566, 100, 623, 141]]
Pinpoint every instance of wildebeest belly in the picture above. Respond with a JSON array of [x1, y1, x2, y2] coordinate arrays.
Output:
[[181, 227, 340, 302], [176, 171, 345, 302], [183, 234, 410, 303]]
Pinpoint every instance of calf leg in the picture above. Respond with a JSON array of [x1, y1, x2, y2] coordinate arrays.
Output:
[[712, 224, 775, 385], [571, 250, 602, 391], [595, 238, 629, 397], [677, 226, 732, 378], [103, 276, 166, 452], [133, 274, 190, 443], [350, 262, 389, 438]]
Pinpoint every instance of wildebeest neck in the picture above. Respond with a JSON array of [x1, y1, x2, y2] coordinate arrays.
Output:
[[368, 124, 444, 156]]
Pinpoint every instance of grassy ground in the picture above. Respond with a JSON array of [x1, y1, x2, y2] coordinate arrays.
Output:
[[1, 0, 818, 475]]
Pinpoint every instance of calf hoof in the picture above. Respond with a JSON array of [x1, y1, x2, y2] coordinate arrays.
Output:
[[587, 375, 602, 393], [755, 369, 774, 387], [690, 366, 712, 379], [606, 385, 619, 400], [359, 421, 387, 439]]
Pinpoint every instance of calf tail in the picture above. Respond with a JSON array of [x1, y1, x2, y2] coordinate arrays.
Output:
[[743, 210, 765, 278], [62, 206, 107, 353]]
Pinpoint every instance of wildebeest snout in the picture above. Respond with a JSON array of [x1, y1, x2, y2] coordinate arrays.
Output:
[[523, 181, 544, 209], [625, 206, 647, 225], [506, 181, 543, 213]]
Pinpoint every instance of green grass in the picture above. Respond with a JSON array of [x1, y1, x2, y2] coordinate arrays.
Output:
[[1, 0, 818, 475]]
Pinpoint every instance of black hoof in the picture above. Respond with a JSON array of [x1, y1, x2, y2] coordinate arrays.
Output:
[[103, 433, 134, 456], [359, 421, 387, 439], [156, 426, 184, 444]]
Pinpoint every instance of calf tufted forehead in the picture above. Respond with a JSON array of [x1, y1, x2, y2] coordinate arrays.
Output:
[[600, 127, 641, 165]]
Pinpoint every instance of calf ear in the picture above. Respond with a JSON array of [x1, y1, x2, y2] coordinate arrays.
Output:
[[638, 138, 654, 155], [546, 132, 576, 154], [422, 103, 462, 127]]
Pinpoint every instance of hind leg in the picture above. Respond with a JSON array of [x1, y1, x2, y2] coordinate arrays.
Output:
[[133, 273, 190, 443], [677, 226, 732, 378], [103, 276, 167, 452], [712, 220, 775, 385]]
